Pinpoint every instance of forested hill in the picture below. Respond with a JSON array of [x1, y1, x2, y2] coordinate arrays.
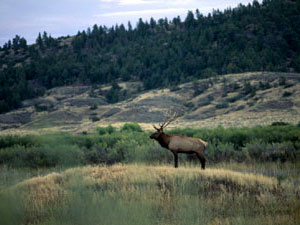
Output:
[[1, 0, 300, 114]]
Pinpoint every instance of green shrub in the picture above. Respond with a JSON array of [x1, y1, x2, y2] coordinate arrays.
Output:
[[169, 85, 181, 92], [259, 81, 271, 90], [284, 83, 294, 88], [236, 105, 245, 111], [228, 93, 245, 102], [184, 102, 195, 109], [271, 122, 289, 126], [0, 135, 37, 148], [121, 123, 143, 132], [278, 76, 286, 86], [206, 142, 236, 162], [0, 144, 83, 168], [34, 104, 49, 112], [97, 125, 116, 135], [244, 141, 297, 162], [89, 104, 98, 110], [84, 144, 109, 164], [215, 101, 229, 109], [91, 116, 100, 122], [0, 124, 299, 168], [282, 91, 292, 97]]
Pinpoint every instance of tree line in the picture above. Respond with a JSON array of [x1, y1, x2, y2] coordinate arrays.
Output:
[[0, 0, 300, 113]]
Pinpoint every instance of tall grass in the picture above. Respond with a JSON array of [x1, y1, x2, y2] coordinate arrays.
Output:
[[0, 123, 299, 224], [0, 164, 299, 225]]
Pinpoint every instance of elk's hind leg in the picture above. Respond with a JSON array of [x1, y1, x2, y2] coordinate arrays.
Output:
[[173, 152, 178, 168], [196, 152, 206, 170]]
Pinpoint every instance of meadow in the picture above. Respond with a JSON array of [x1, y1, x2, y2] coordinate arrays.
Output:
[[0, 123, 300, 225]]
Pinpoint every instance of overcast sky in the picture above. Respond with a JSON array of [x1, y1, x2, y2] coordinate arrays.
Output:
[[0, 0, 259, 46]]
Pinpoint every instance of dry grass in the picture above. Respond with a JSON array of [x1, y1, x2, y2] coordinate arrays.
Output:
[[1, 71, 300, 134], [9, 165, 280, 209], [1, 164, 299, 225], [14, 164, 279, 194], [13, 173, 65, 210]]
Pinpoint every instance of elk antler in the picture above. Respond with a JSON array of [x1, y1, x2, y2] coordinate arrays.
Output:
[[152, 112, 178, 131], [160, 112, 178, 129], [153, 124, 160, 130]]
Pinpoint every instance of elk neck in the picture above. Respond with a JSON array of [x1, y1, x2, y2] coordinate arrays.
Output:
[[156, 132, 171, 149]]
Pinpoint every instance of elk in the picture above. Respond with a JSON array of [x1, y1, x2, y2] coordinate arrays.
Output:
[[150, 113, 208, 169]]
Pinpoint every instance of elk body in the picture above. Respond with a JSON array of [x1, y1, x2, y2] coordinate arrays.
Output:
[[150, 114, 208, 169]]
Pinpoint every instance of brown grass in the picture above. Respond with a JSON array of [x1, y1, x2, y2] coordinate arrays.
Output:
[[2, 164, 299, 225], [1, 71, 300, 135], [12, 164, 280, 206]]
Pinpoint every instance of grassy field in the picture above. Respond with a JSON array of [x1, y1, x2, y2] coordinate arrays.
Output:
[[0, 124, 299, 225], [0, 163, 300, 225]]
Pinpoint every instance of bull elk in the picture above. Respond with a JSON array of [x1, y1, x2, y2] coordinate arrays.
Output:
[[150, 113, 208, 169]]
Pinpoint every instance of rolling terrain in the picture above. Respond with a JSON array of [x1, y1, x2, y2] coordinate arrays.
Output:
[[1, 163, 299, 225], [0, 71, 299, 134]]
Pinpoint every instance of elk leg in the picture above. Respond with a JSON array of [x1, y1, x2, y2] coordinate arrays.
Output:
[[196, 153, 206, 170], [173, 152, 178, 168]]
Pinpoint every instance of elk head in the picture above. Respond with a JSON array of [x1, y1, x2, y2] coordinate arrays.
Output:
[[150, 112, 178, 139]]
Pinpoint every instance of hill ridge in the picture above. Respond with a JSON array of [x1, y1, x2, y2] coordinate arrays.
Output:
[[0, 71, 299, 135]]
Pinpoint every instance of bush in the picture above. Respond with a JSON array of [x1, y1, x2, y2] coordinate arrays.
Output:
[[0, 135, 38, 149], [215, 101, 229, 109], [169, 85, 181, 92], [34, 104, 49, 112], [282, 91, 292, 97], [271, 122, 289, 126], [228, 93, 245, 103], [91, 116, 100, 122], [89, 104, 98, 110], [121, 123, 143, 132], [206, 142, 236, 162], [244, 141, 297, 162], [259, 81, 271, 90], [97, 125, 116, 135], [84, 144, 109, 164], [0, 124, 299, 168], [278, 76, 286, 86], [236, 105, 245, 111], [184, 102, 195, 109], [0, 144, 83, 168]]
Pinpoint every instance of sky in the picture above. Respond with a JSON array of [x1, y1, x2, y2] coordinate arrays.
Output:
[[0, 0, 259, 46]]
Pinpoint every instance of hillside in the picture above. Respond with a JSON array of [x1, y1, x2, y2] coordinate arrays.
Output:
[[3, 164, 298, 225], [0, 72, 299, 134], [1, 0, 300, 114]]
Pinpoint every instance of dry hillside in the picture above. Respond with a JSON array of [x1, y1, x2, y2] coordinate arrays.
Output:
[[0, 72, 300, 134]]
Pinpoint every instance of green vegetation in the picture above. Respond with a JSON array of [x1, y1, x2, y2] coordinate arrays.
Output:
[[282, 91, 292, 97], [96, 125, 116, 135], [184, 102, 195, 109], [89, 104, 98, 110], [215, 101, 229, 109], [1, 0, 300, 113], [0, 124, 299, 168], [0, 123, 299, 225], [120, 122, 143, 132], [91, 116, 100, 122]]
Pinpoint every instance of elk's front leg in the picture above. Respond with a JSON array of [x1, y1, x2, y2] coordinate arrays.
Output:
[[173, 152, 178, 168], [196, 152, 206, 170]]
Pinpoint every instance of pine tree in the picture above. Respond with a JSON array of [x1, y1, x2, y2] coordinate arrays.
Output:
[[36, 32, 44, 50]]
